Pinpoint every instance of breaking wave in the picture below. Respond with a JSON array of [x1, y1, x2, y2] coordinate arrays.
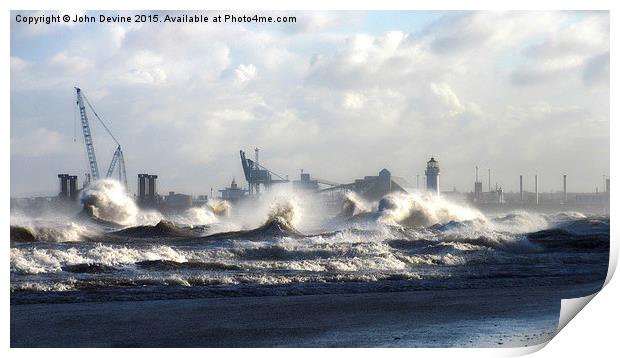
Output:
[[112, 220, 198, 238], [80, 179, 162, 226], [172, 200, 231, 227], [377, 192, 484, 227], [9, 187, 609, 298], [267, 200, 300, 228], [11, 244, 190, 275], [338, 192, 373, 218], [203, 201, 305, 241], [10, 222, 95, 243], [208, 200, 231, 216]]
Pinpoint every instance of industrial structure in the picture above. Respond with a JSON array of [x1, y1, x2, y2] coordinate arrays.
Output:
[[606, 178, 610, 194], [293, 170, 319, 192], [465, 170, 610, 212], [535, 175, 539, 205], [13, 86, 610, 216], [240, 148, 289, 195], [473, 166, 483, 202], [219, 178, 247, 202], [26, 149, 610, 216], [57, 174, 78, 201], [563, 175, 568, 203], [318, 168, 409, 201], [291, 170, 341, 192], [75, 87, 128, 188], [164, 192, 193, 210], [425, 157, 440, 195], [137, 174, 158, 207]]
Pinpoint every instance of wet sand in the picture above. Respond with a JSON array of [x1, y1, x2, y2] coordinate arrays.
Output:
[[11, 284, 598, 348]]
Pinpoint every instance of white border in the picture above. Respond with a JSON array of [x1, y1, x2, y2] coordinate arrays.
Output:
[[4, 0, 616, 356]]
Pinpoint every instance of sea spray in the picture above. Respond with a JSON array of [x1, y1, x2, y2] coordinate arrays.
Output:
[[10, 210, 100, 243], [10, 222, 94, 243], [490, 211, 550, 234], [10, 212, 609, 296], [80, 179, 162, 226], [208, 199, 231, 216], [340, 192, 373, 218], [377, 192, 484, 227], [10, 179, 608, 300], [165, 199, 233, 232], [267, 199, 301, 228]]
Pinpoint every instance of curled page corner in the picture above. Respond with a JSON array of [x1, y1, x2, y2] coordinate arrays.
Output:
[[604, 237, 618, 287], [534, 225, 618, 350], [505, 293, 598, 356], [515, 230, 615, 354], [556, 292, 597, 334]]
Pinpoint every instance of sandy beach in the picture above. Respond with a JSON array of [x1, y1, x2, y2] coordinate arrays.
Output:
[[11, 283, 600, 348]]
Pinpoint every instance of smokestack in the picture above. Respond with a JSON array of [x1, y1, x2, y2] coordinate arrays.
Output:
[[535, 175, 539, 205], [563, 175, 567, 203], [473, 167, 482, 202], [606, 178, 610, 194], [519, 175, 523, 201], [488, 168, 491, 192]]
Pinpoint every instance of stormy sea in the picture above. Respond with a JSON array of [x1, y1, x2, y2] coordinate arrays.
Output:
[[10, 180, 610, 348]]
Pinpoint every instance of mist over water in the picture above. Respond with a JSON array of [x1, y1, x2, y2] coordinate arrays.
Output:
[[10, 179, 609, 302]]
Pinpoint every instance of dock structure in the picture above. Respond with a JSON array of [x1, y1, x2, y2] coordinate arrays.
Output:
[[240, 148, 289, 196]]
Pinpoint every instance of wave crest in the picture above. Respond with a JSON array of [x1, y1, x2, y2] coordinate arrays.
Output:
[[112, 220, 197, 238], [80, 179, 140, 226], [267, 200, 300, 228], [378, 192, 484, 227], [339, 192, 373, 218], [10, 222, 93, 243]]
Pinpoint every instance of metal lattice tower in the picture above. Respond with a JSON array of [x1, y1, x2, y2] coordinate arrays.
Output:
[[75, 87, 128, 188], [75, 87, 100, 180], [106, 145, 128, 188]]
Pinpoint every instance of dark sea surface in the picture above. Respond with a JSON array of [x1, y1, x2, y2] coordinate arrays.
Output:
[[9, 182, 611, 347], [10, 194, 609, 304]]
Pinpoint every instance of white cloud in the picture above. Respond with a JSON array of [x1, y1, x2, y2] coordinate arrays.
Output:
[[11, 128, 67, 157], [10, 11, 610, 196], [288, 11, 338, 33], [342, 91, 367, 110], [430, 83, 463, 112], [49, 52, 94, 73], [10, 56, 29, 72], [234, 64, 257, 83]]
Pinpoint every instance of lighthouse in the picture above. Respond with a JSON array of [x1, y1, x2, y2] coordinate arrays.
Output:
[[425, 157, 440, 195]]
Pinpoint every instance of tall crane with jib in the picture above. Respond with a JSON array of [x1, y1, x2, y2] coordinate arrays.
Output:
[[75, 87, 128, 188]]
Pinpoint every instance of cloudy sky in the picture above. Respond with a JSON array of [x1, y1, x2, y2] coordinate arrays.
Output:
[[10, 10, 609, 197]]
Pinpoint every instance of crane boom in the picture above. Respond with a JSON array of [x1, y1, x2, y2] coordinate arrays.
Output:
[[75, 86, 128, 187], [75, 87, 100, 180], [118, 148, 127, 188], [106, 145, 128, 187], [106, 146, 121, 178]]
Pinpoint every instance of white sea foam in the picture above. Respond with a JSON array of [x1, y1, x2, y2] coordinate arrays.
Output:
[[377, 192, 484, 227], [341, 192, 374, 217], [10, 244, 188, 274], [11, 221, 96, 243], [10, 181, 606, 295], [81, 179, 160, 226]]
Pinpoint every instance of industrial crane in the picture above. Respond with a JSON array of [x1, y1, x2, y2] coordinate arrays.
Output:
[[75, 87, 128, 188], [240, 148, 289, 195]]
